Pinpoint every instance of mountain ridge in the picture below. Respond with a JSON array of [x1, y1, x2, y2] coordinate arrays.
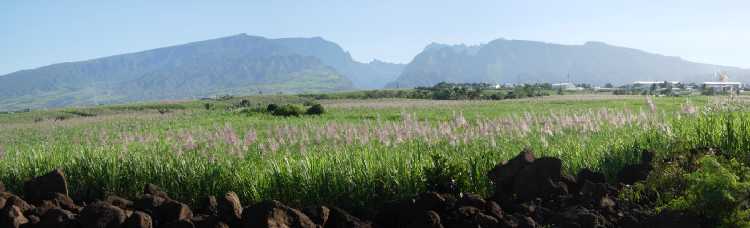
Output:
[[0, 34, 404, 111], [388, 38, 749, 88]]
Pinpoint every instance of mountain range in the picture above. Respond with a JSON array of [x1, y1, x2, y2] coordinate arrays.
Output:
[[0, 34, 403, 110], [388, 39, 750, 88], [1, 34, 749, 111]]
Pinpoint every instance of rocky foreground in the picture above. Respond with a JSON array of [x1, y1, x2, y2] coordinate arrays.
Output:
[[1, 149, 702, 228]]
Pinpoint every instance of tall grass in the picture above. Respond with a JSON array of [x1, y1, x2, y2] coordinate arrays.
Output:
[[0, 95, 745, 212]]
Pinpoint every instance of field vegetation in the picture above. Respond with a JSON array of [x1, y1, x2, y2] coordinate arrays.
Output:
[[2, 94, 750, 221]]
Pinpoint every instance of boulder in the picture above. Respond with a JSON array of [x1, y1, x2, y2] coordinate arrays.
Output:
[[199, 196, 218, 216], [217, 192, 242, 224], [447, 206, 499, 228], [25, 200, 58, 219], [36, 208, 76, 228], [406, 210, 443, 228], [133, 194, 166, 217], [23, 169, 69, 204], [191, 215, 228, 228], [158, 200, 193, 223], [240, 200, 316, 228], [374, 199, 416, 228], [302, 206, 330, 227], [325, 207, 371, 228], [512, 157, 567, 201], [486, 201, 504, 220], [455, 193, 486, 209], [106, 196, 133, 210], [143, 184, 171, 200], [0, 205, 29, 228], [123, 211, 153, 228], [487, 149, 536, 195], [4, 195, 33, 213], [50, 192, 79, 211], [549, 206, 607, 228], [414, 192, 447, 212], [78, 201, 127, 228], [616, 164, 652, 185], [162, 219, 195, 228], [577, 169, 606, 184]]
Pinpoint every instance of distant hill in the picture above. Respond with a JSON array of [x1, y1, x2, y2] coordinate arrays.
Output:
[[0, 34, 403, 111], [388, 39, 750, 88]]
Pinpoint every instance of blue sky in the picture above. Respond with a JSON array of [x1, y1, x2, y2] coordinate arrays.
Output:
[[1, 0, 748, 75]]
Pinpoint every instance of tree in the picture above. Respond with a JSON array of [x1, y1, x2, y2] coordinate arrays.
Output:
[[604, 83, 614, 88]]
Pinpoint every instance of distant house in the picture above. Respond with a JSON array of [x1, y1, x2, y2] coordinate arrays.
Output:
[[702, 81, 742, 91], [551, 82, 582, 91], [631, 81, 679, 89]]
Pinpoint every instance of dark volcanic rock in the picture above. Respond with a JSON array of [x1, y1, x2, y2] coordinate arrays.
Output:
[[106, 196, 133, 210], [191, 215, 229, 228], [192, 215, 229, 228], [51, 192, 79, 211], [158, 200, 193, 223], [415, 192, 447, 212], [456, 193, 486, 209], [616, 164, 652, 185], [487, 149, 536, 196], [144, 184, 171, 200], [326, 207, 371, 228], [512, 157, 567, 201], [78, 202, 127, 228], [26, 200, 58, 219], [407, 210, 443, 228], [486, 201, 504, 220], [123, 211, 153, 228], [302, 206, 330, 227], [374, 199, 417, 228], [133, 194, 166, 217], [3, 194, 33, 213], [240, 200, 316, 228], [162, 219, 195, 228], [199, 196, 218, 216], [23, 169, 69, 204], [37, 208, 77, 228], [217, 192, 242, 225], [447, 206, 499, 228], [0, 205, 29, 228], [577, 168, 606, 184]]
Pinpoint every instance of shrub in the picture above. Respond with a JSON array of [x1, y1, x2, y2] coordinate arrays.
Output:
[[271, 104, 304, 117], [266, 103, 279, 112], [239, 99, 251, 107], [664, 156, 750, 226], [204, 103, 213, 110], [306, 104, 325, 115]]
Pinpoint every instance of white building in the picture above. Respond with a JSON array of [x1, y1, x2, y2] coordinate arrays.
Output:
[[702, 81, 742, 91], [631, 81, 679, 89], [551, 82, 582, 91]]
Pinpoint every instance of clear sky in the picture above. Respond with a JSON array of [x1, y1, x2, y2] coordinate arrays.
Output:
[[1, 0, 748, 75]]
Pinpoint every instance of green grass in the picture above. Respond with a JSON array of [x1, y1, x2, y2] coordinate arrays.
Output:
[[0, 94, 746, 213]]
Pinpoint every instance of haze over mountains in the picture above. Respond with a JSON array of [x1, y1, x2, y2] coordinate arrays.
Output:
[[389, 39, 750, 88], [0, 34, 404, 110], [1, 34, 748, 111]]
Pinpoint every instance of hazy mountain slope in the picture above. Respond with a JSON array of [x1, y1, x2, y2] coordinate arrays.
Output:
[[274, 37, 405, 88], [389, 39, 750, 87], [0, 34, 404, 111]]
